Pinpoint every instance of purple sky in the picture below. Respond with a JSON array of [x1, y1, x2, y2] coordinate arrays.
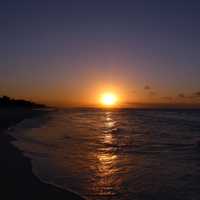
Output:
[[0, 0, 200, 106]]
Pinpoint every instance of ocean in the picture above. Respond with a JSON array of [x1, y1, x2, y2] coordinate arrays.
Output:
[[8, 109, 200, 200]]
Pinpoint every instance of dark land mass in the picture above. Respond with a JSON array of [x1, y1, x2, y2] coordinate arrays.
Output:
[[0, 107, 85, 200], [0, 96, 45, 108]]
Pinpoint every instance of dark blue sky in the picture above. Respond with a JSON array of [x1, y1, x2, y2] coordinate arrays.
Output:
[[0, 0, 200, 106]]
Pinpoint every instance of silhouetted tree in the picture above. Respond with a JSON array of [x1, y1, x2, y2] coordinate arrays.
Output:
[[0, 96, 45, 108]]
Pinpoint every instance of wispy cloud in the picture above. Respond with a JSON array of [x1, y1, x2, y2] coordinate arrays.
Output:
[[178, 93, 185, 98], [144, 85, 151, 90], [176, 91, 200, 100], [162, 96, 173, 100], [149, 91, 156, 96], [194, 91, 200, 97]]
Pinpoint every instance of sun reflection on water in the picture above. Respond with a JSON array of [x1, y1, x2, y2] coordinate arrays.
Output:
[[97, 153, 118, 177], [90, 111, 121, 197], [103, 133, 113, 144]]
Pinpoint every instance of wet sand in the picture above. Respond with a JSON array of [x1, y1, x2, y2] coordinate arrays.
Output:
[[0, 108, 85, 200]]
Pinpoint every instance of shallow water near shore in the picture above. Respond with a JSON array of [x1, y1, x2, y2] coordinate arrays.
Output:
[[8, 109, 200, 200]]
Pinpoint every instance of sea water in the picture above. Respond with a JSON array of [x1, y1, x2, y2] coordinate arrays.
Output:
[[8, 109, 200, 200]]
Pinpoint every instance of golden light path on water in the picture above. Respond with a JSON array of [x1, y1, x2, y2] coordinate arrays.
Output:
[[10, 109, 133, 200], [90, 111, 121, 198]]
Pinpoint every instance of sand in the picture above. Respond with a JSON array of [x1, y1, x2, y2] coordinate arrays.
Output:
[[0, 108, 85, 200]]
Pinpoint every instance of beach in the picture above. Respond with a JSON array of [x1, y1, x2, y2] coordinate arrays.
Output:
[[0, 108, 85, 200]]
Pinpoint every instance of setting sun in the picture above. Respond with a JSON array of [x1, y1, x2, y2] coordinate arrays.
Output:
[[101, 93, 118, 106]]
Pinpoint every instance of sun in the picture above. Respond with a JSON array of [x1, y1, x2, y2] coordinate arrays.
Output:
[[101, 93, 118, 106]]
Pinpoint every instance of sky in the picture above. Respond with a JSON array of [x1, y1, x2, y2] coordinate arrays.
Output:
[[0, 0, 200, 107]]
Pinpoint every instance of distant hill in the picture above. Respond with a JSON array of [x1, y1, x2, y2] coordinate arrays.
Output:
[[0, 96, 45, 108]]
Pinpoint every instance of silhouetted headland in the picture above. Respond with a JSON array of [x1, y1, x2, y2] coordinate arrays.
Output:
[[0, 98, 85, 200], [0, 95, 45, 108]]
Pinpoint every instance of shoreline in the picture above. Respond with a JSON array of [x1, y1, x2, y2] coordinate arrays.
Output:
[[0, 107, 85, 200]]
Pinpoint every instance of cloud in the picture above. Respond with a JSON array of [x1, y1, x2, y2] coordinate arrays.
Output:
[[178, 93, 185, 98], [175, 91, 200, 100], [176, 92, 200, 99], [144, 85, 151, 90], [149, 91, 156, 96], [194, 91, 200, 97], [186, 91, 200, 99], [162, 96, 173, 100]]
